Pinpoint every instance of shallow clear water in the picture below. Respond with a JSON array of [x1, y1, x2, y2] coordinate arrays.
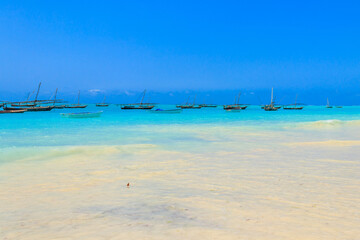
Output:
[[1, 105, 359, 239]]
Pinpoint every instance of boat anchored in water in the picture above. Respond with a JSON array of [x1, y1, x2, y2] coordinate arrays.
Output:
[[6, 82, 54, 112], [263, 88, 281, 111], [283, 94, 304, 110], [150, 108, 182, 114], [96, 96, 109, 107], [61, 111, 103, 118], [326, 98, 333, 108], [223, 92, 248, 111], [0, 109, 26, 114], [121, 90, 155, 110], [65, 90, 88, 109], [176, 95, 202, 109]]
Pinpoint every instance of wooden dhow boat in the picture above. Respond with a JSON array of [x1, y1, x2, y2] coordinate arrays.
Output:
[[51, 88, 66, 109], [263, 88, 280, 111], [199, 104, 217, 108], [0, 109, 27, 114], [121, 90, 155, 110], [5, 83, 54, 112], [65, 90, 88, 109], [223, 92, 248, 111], [176, 95, 202, 109], [283, 95, 304, 110], [326, 98, 333, 108], [96, 96, 109, 107]]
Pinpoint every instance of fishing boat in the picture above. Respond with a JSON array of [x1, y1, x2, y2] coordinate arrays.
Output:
[[5, 105, 54, 112], [65, 91, 88, 108], [8, 83, 55, 111], [3, 105, 27, 111], [177, 95, 202, 109], [223, 92, 248, 110], [11, 102, 37, 107], [61, 111, 103, 118], [26, 106, 54, 111], [11, 91, 36, 107], [283, 95, 304, 110], [150, 108, 182, 113], [199, 104, 217, 108], [336, 106, 343, 108], [51, 88, 66, 109], [121, 90, 155, 110], [53, 105, 66, 109], [326, 98, 333, 108], [96, 96, 109, 107], [0, 109, 26, 114], [11, 83, 42, 107], [263, 88, 280, 111]]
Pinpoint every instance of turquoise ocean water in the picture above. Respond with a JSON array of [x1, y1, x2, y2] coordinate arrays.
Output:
[[1, 105, 360, 239], [1, 105, 359, 149]]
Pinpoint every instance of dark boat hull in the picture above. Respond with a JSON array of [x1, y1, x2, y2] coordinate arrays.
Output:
[[3, 106, 27, 111], [199, 104, 217, 108], [178, 105, 202, 109], [26, 106, 54, 111], [65, 105, 88, 109], [96, 104, 109, 107], [11, 103, 37, 107], [223, 105, 247, 110], [121, 105, 154, 110], [0, 109, 26, 114], [283, 107, 303, 110], [53, 105, 66, 109]]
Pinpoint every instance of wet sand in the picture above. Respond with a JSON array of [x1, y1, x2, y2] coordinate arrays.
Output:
[[1, 122, 360, 239]]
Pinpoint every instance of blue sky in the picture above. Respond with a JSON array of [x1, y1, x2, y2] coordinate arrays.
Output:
[[0, 0, 360, 104]]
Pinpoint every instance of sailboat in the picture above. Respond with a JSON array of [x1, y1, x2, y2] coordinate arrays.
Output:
[[176, 95, 202, 109], [52, 88, 66, 109], [0, 109, 26, 114], [263, 88, 280, 111], [11, 91, 37, 107], [199, 97, 217, 108], [6, 83, 54, 111], [283, 94, 304, 110], [121, 90, 155, 110], [65, 90, 88, 108], [223, 92, 248, 111], [96, 96, 109, 107], [199, 104, 217, 108], [326, 98, 333, 108]]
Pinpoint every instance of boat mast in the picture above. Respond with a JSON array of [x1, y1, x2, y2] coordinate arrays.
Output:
[[54, 88, 58, 105], [237, 92, 241, 105], [186, 96, 190, 105], [295, 94, 298, 107], [34, 82, 42, 103], [78, 90, 80, 105], [103, 96, 106, 104], [193, 95, 197, 105], [327, 98, 330, 107], [271, 87, 274, 105], [140, 89, 146, 105]]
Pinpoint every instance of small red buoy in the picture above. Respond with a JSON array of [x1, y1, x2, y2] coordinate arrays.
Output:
[[127, 183, 130, 187]]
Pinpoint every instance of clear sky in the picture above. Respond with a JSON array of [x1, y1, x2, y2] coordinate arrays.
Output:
[[0, 0, 360, 104]]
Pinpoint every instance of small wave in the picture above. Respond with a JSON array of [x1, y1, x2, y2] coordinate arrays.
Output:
[[294, 119, 360, 129]]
